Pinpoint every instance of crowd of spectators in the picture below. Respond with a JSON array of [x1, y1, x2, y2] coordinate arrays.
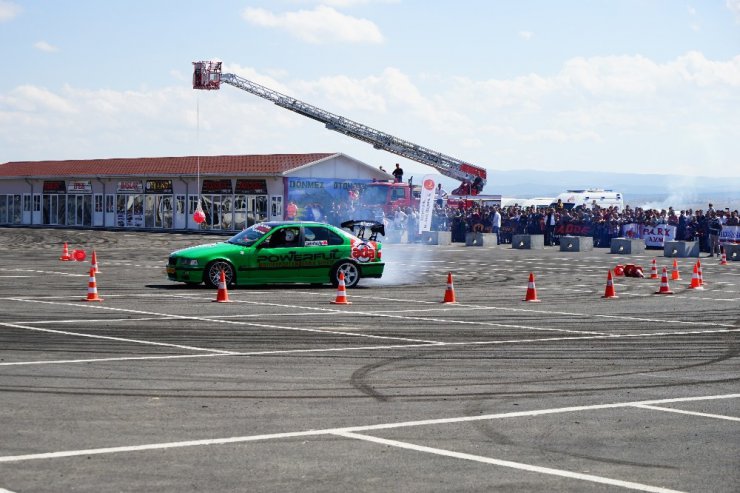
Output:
[[376, 202, 739, 253]]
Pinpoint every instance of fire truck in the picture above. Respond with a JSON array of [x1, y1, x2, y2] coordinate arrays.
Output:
[[192, 61, 496, 212]]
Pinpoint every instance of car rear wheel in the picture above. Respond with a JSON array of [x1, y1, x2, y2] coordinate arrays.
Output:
[[205, 260, 235, 289], [331, 261, 360, 288]]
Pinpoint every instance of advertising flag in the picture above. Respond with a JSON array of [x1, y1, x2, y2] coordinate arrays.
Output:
[[418, 174, 437, 233]]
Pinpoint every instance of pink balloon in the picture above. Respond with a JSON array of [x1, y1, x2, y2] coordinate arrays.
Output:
[[193, 209, 206, 224]]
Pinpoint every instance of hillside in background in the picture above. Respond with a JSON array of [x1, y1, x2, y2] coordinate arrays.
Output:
[[424, 170, 740, 210]]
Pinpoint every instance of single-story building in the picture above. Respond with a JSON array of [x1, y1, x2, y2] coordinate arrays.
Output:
[[0, 153, 390, 231]]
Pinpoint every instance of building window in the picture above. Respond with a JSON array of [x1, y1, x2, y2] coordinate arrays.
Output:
[[33, 195, 41, 212], [23, 194, 31, 212]]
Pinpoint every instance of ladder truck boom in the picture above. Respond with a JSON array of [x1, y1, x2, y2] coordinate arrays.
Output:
[[193, 61, 487, 195]]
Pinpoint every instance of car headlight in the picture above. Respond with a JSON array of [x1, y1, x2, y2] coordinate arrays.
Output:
[[178, 258, 199, 266]]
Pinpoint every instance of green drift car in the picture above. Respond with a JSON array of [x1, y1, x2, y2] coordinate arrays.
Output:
[[167, 221, 385, 288]]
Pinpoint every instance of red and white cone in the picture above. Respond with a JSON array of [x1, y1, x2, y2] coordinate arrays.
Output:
[[671, 258, 681, 281], [719, 247, 728, 265], [441, 272, 457, 303], [688, 263, 703, 290], [82, 267, 103, 302], [330, 272, 352, 305], [697, 260, 705, 286], [91, 250, 100, 274], [212, 269, 232, 303], [649, 258, 658, 279], [654, 267, 674, 295], [602, 270, 618, 299], [523, 273, 540, 302], [59, 242, 72, 261]]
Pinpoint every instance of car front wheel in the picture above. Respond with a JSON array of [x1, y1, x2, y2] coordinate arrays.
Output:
[[205, 261, 235, 289], [331, 261, 360, 288]]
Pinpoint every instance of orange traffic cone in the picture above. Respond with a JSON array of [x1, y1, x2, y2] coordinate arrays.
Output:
[[719, 247, 728, 265], [82, 267, 103, 302], [212, 269, 232, 303], [441, 272, 457, 304], [697, 260, 705, 286], [613, 264, 625, 277], [654, 267, 674, 295], [671, 258, 681, 281], [59, 242, 72, 261], [602, 270, 618, 299], [649, 258, 658, 279], [91, 250, 100, 273], [523, 273, 540, 302], [330, 272, 352, 305], [688, 263, 703, 290]]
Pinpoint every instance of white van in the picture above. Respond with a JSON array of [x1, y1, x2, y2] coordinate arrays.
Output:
[[551, 189, 624, 211]]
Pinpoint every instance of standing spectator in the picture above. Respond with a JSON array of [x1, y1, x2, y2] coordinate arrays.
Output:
[[392, 163, 404, 183], [544, 208, 557, 246], [491, 207, 502, 244], [707, 212, 723, 257], [435, 183, 446, 206]]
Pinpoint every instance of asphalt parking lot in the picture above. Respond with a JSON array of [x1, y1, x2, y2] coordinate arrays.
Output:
[[0, 227, 738, 493]]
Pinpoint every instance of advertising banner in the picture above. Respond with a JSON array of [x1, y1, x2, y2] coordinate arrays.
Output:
[[418, 175, 436, 233], [67, 180, 92, 194], [719, 225, 740, 243], [235, 179, 267, 195], [286, 177, 374, 224], [201, 179, 233, 194], [43, 181, 66, 194], [145, 180, 173, 194], [621, 223, 676, 247], [117, 181, 144, 193]]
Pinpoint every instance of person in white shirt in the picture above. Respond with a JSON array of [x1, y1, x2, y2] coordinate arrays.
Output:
[[492, 207, 502, 245]]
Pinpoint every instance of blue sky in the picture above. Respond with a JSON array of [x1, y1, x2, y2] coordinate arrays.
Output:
[[1, 0, 739, 183]]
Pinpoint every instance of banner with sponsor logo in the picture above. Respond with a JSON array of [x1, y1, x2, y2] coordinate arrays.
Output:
[[554, 222, 594, 237], [145, 179, 173, 194], [720, 225, 740, 243], [621, 223, 676, 247], [418, 175, 436, 233], [43, 181, 66, 194], [117, 180, 144, 193], [286, 177, 375, 224], [67, 180, 92, 194]]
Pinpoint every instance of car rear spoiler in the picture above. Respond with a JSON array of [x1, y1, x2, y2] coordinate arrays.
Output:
[[341, 220, 385, 242]]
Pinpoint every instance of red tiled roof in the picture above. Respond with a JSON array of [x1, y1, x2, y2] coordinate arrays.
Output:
[[0, 153, 336, 178]]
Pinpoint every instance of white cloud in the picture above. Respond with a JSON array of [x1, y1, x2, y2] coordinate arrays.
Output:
[[242, 5, 384, 44], [728, 0, 740, 22], [0, 0, 21, 22], [518, 31, 534, 40], [34, 41, 59, 53], [1, 52, 739, 176]]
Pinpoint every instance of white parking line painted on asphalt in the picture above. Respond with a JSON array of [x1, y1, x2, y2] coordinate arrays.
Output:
[[17, 317, 171, 324], [1, 324, 737, 367], [0, 394, 735, 466], [631, 404, 740, 422], [346, 295, 738, 328], [5, 298, 444, 346], [0, 322, 239, 355], [333, 431, 683, 493]]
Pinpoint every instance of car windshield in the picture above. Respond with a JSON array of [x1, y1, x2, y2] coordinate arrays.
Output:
[[227, 223, 273, 247]]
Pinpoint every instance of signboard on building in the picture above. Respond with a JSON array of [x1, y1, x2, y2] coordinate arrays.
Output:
[[235, 179, 267, 195], [67, 180, 92, 194], [117, 181, 144, 193], [146, 180, 173, 194], [43, 181, 66, 194], [202, 179, 233, 194]]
